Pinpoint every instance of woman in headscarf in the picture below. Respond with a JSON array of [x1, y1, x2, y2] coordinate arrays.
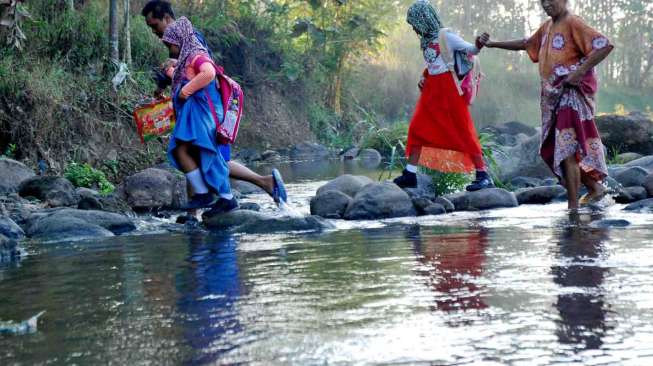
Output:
[[483, 0, 613, 209], [394, 0, 493, 192], [162, 17, 237, 215]]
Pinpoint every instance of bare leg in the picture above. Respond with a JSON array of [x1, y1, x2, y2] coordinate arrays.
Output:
[[562, 156, 581, 210], [407, 150, 420, 166], [581, 172, 606, 200], [228, 161, 274, 195], [174, 143, 199, 173]]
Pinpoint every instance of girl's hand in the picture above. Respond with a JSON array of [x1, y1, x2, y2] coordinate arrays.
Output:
[[476, 33, 490, 49], [564, 70, 583, 86]]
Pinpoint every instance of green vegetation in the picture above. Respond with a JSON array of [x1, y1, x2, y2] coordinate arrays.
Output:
[[64, 162, 115, 195]]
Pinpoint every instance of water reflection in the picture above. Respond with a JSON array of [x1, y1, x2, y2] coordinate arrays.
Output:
[[552, 212, 612, 351], [409, 226, 489, 313], [176, 233, 244, 365]]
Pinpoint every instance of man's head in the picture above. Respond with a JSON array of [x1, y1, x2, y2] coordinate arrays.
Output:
[[142, 0, 175, 38]]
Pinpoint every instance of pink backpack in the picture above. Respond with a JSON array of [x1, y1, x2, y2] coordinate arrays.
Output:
[[204, 61, 244, 145], [439, 28, 484, 105]]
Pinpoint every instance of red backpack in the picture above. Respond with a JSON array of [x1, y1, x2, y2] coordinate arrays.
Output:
[[204, 61, 244, 145]]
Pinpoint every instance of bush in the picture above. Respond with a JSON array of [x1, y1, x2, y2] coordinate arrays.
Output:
[[64, 162, 114, 195]]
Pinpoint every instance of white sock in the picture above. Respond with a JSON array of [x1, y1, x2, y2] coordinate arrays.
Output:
[[406, 164, 418, 173], [185, 169, 209, 195], [219, 193, 234, 200]]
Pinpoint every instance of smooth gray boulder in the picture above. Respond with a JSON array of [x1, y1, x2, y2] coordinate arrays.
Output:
[[310, 190, 352, 219], [122, 168, 187, 210], [423, 203, 447, 216], [290, 142, 333, 160], [0, 158, 35, 194], [495, 134, 554, 181], [516, 186, 567, 205], [613, 166, 649, 187], [618, 152, 643, 163], [24, 208, 135, 236], [344, 183, 416, 220], [624, 155, 653, 173], [26, 215, 114, 242], [358, 149, 382, 168], [624, 199, 653, 212], [434, 197, 455, 212], [403, 173, 437, 201], [596, 113, 653, 155], [316, 175, 374, 198], [615, 186, 648, 204], [511, 176, 543, 189], [412, 197, 433, 216], [644, 174, 653, 197], [0, 216, 25, 241], [18, 176, 78, 207], [445, 188, 519, 211], [203, 210, 334, 233]]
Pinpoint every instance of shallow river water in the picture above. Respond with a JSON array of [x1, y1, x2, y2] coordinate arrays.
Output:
[[2, 160, 653, 365]]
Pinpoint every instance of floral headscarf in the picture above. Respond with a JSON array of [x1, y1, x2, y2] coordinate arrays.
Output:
[[162, 16, 209, 91], [407, 0, 444, 50]]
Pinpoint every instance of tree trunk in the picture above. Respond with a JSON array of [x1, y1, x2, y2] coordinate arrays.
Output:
[[109, 0, 119, 63], [123, 0, 132, 67]]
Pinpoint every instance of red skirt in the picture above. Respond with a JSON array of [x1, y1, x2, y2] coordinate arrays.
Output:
[[406, 72, 482, 173]]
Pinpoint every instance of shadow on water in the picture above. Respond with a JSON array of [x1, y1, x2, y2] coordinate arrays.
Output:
[[551, 211, 613, 352]]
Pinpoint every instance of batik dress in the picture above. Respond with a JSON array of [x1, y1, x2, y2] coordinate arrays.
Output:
[[526, 15, 611, 182]]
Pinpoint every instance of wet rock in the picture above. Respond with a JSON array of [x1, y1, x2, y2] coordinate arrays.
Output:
[[496, 134, 519, 147], [203, 210, 334, 233], [0, 216, 25, 241], [644, 174, 653, 197], [123, 168, 187, 210], [26, 216, 114, 242], [423, 203, 446, 216], [240, 202, 262, 212], [290, 142, 333, 160], [232, 180, 265, 195], [495, 134, 554, 181], [403, 173, 436, 201], [344, 183, 416, 220], [96, 193, 134, 215], [516, 186, 567, 205], [540, 178, 559, 186], [18, 176, 78, 207], [78, 195, 103, 211], [260, 150, 282, 162], [590, 219, 631, 228], [0, 234, 23, 263], [614, 186, 648, 204], [596, 113, 653, 155], [434, 197, 455, 213], [316, 175, 374, 198], [511, 176, 543, 189], [411, 197, 434, 216], [618, 152, 643, 163], [613, 166, 649, 187], [311, 190, 352, 219], [358, 149, 382, 168], [624, 199, 653, 212], [75, 187, 99, 198], [444, 188, 519, 211], [341, 148, 360, 160], [624, 155, 653, 173], [234, 148, 261, 163], [0, 158, 35, 194], [24, 208, 136, 236]]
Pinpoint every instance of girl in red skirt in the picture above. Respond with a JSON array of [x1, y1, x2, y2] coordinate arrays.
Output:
[[394, 0, 492, 192]]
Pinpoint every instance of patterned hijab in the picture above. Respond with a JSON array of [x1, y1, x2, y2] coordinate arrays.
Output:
[[162, 17, 209, 91], [407, 0, 444, 50]]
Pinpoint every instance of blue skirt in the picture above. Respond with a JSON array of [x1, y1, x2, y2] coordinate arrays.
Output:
[[168, 80, 231, 196]]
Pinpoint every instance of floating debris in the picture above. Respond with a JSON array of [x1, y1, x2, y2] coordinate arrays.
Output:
[[0, 311, 45, 335]]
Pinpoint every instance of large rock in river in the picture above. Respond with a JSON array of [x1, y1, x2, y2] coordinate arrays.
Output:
[[0, 158, 35, 194], [18, 176, 78, 207], [516, 186, 566, 205], [24, 208, 136, 239], [495, 133, 554, 181], [444, 188, 519, 211], [596, 112, 653, 155], [289, 142, 333, 160], [624, 199, 653, 213], [25, 215, 115, 242], [344, 182, 416, 220], [0, 215, 25, 241], [624, 155, 653, 173], [122, 168, 187, 210], [613, 166, 649, 187], [614, 186, 648, 204], [316, 175, 374, 198], [310, 190, 352, 219], [203, 209, 334, 233]]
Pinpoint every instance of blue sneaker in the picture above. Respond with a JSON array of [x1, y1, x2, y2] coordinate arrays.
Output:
[[271, 168, 288, 204], [466, 171, 495, 192], [203, 197, 239, 218], [181, 193, 217, 210]]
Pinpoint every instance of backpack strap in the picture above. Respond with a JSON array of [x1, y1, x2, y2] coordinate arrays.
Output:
[[439, 28, 464, 96]]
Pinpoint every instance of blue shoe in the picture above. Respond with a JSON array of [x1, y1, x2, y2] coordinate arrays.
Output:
[[203, 197, 239, 218], [466, 171, 495, 192], [181, 193, 217, 210], [271, 169, 288, 204]]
